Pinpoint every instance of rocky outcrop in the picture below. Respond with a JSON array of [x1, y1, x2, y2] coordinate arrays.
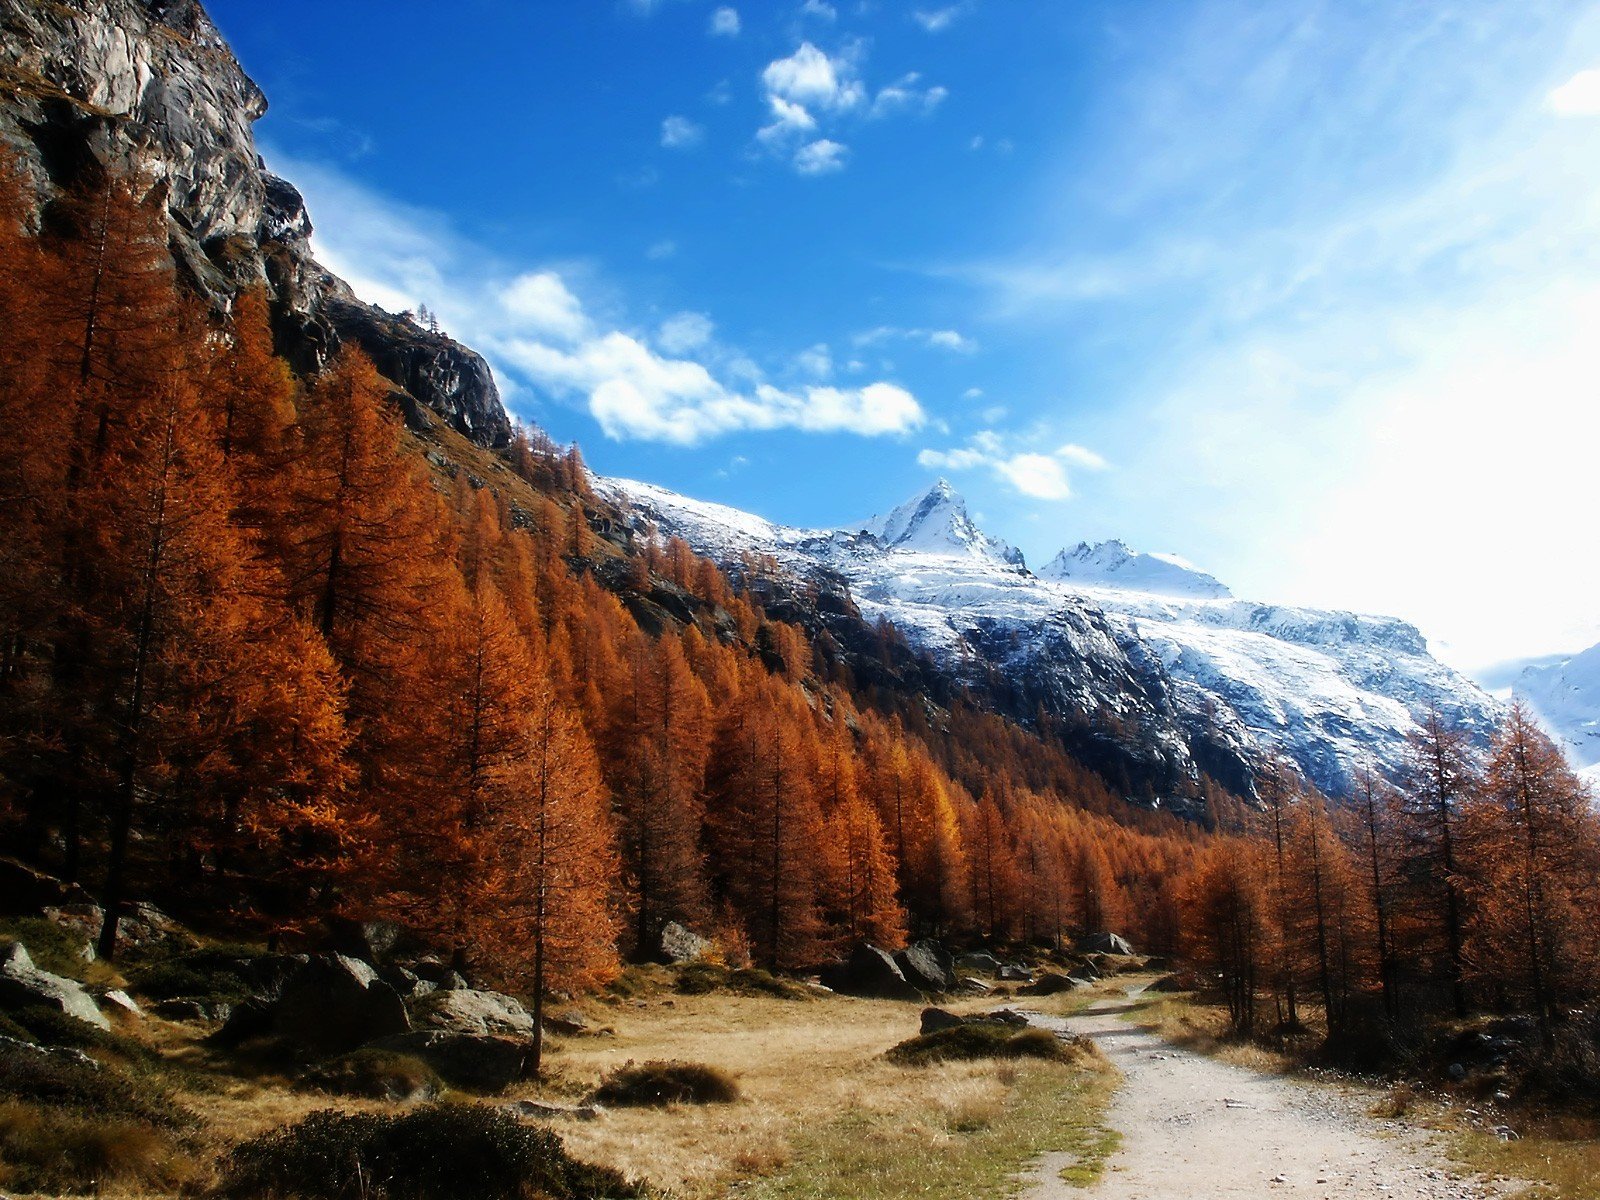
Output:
[[819, 943, 923, 1002], [894, 940, 956, 994], [0, 0, 511, 448], [409, 989, 535, 1038], [0, 941, 109, 1029]]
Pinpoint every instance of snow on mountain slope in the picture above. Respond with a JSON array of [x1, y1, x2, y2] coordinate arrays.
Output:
[[1039, 540, 1231, 599], [599, 477, 1502, 801], [1515, 642, 1600, 784]]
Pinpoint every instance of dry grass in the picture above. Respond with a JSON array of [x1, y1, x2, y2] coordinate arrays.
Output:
[[1446, 1113, 1600, 1200]]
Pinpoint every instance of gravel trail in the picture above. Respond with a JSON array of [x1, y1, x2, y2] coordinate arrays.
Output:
[[1019, 993, 1508, 1200]]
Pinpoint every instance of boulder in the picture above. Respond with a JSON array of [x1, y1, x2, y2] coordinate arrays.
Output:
[[1078, 932, 1135, 956], [997, 964, 1035, 983], [1071, 958, 1102, 980], [324, 916, 405, 965], [367, 1030, 533, 1092], [543, 1009, 589, 1037], [819, 944, 923, 1001], [956, 951, 1002, 974], [895, 940, 956, 994], [243, 953, 311, 1000], [152, 997, 230, 1022], [410, 988, 534, 1037], [657, 921, 712, 965], [436, 969, 469, 991], [269, 954, 410, 1055], [101, 988, 142, 1017], [987, 1008, 1031, 1028], [919, 1007, 966, 1035], [0, 941, 109, 1030], [953, 977, 993, 997], [212, 996, 276, 1046], [1021, 972, 1079, 996]]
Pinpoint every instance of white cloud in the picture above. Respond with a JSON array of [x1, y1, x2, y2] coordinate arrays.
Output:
[[498, 272, 590, 342], [1548, 67, 1600, 116], [800, 0, 836, 20], [795, 343, 833, 378], [855, 326, 977, 352], [661, 115, 704, 149], [794, 139, 848, 175], [763, 42, 864, 113], [912, 5, 965, 32], [269, 150, 922, 450], [657, 311, 715, 353], [512, 332, 924, 444], [709, 6, 741, 36], [918, 431, 1105, 500], [869, 73, 949, 119], [757, 94, 818, 145]]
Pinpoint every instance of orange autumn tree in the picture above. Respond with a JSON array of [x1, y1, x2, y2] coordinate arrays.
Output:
[[486, 665, 621, 1075], [813, 713, 906, 948]]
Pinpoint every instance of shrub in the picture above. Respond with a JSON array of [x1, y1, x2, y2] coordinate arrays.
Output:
[[674, 964, 810, 1000], [0, 1100, 193, 1196], [218, 1104, 645, 1199], [128, 947, 261, 1005], [0, 1041, 183, 1128], [591, 1060, 741, 1107], [886, 1022, 1089, 1066], [301, 1049, 441, 1102]]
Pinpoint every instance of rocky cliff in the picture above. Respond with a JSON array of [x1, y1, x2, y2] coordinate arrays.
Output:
[[0, 0, 511, 448]]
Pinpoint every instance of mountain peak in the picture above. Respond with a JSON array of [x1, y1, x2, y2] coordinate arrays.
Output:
[[1039, 539, 1232, 599], [858, 481, 1026, 569]]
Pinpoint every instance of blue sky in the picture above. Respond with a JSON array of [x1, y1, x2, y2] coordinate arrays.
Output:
[[209, 0, 1600, 673]]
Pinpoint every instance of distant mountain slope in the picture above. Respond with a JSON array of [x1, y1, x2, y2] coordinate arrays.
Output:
[[1039, 540, 1231, 599], [1516, 643, 1600, 784], [602, 477, 1503, 803]]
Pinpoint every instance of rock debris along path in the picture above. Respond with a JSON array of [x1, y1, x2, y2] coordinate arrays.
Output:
[[1021, 993, 1506, 1200]]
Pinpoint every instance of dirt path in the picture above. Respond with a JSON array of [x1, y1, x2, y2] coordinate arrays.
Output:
[[1020, 993, 1504, 1200]]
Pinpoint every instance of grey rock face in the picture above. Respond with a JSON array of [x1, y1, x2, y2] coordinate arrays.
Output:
[[1078, 931, 1135, 956], [894, 940, 956, 994], [657, 921, 712, 965], [409, 988, 535, 1038], [0, 940, 110, 1030], [0, 0, 510, 448], [820, 943, 923, 1002], [264, 953, 410, 1055]]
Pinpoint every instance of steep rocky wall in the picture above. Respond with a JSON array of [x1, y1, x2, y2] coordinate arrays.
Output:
[[0, 0, 511, 448]]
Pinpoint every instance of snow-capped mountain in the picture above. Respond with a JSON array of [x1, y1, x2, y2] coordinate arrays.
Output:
[[1515, 643, 1600, 784], [1039, 540, 1231, 599], [600, 477, 1502, 804]]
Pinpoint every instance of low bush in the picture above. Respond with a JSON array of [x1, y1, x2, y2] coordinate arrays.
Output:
[[301, 1049, 441, 1102], [675, 963, 810, 1000], [887, 1022, 1089, 1066], [591, 1059, 741, 1107], [0, 1100, 193, 1195], [128, 946, 262, 1005], [217, 1104, 645, 1199], [0, 1041, 184, 1128]]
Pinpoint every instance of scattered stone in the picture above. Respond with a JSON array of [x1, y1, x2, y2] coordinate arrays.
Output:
[[1078, 932, 1135, 956], [953, 977, 993, 997], [410, 988, 535, 1037], [153, 997, 231, 1022], [1146, 972, 1196, 993], [997, 964, 1035, 983], [543, 1009, 589, 1037], [819, 943, 923, 1001], [367, 1030, 533, 1092], [988, 1008, 1031, 1028], [657, 921, 712, 965], [0, 1033, 99, 1073], [0, 940, 110, 1030], [895, 940, 956, 994]]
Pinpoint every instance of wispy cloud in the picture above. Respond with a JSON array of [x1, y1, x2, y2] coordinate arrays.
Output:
[[660, 115, 704, 149], [708, 6, 741, 36], [270, 150, 926, 448], [918, 431, 1105, 500], [855, 326, 977, 352]]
